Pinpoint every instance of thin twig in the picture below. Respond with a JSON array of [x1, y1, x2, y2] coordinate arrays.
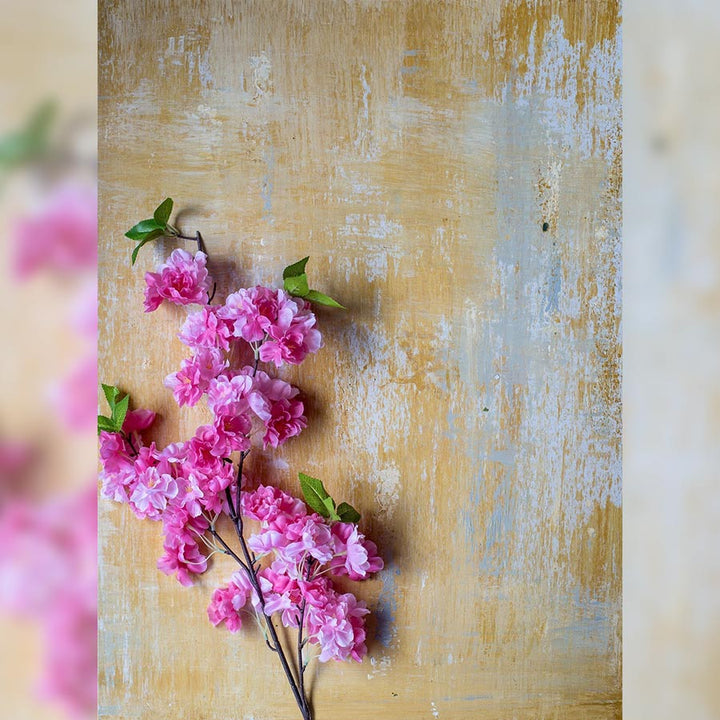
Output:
[[208, 527, 249, 572], [297, 598, 308, 713]]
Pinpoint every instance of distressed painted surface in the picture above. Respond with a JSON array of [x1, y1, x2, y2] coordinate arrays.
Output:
[[99, 2, 621, 718]]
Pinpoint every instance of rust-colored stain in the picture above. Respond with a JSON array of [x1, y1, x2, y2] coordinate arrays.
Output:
[[99, 1, 621, 718]]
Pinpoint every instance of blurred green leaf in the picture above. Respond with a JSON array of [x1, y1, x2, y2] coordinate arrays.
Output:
[[0, 100, 57, 171]]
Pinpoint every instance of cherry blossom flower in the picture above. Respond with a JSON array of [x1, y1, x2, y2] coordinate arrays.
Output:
[[129, 467, 179, 520], [178, 306, 232, 352], [219, 287, 322, 366], [207, 572, 255, 633], [329, 522, 384, 580], [240, 484, 307, 524], [157, 509, 209, 587], [207, 372, 253, 418], [305, 591, 369, 663], [248, 371, 307, 448], [144, 249, 210, 312], [218, 286, 280, 343], [258, 293, 322, 367], [164, 347, 227, 407]]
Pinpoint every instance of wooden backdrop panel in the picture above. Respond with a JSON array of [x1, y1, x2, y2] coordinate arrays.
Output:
[[99, 2, 621, 718]]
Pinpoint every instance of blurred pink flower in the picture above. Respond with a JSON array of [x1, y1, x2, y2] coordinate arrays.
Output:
[[0, 485, 97, 717], [0, 439, 33, 482], [13, 184, 97, 278], [50, 353, 97, 431], [71, 279, 98, 340]]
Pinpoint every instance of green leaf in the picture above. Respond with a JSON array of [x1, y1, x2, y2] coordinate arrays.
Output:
[[153, 197, 173, 226], [284, 273, 310, 298], [299, 472, 332, 518], [131, 230, 164, 265], [97, 415, 117, 435], [283, 256, 310, 280], [111, 393, 130, 431], [102, 383, 119, 410], [336, 502, 361, 524], [125, 218, 163, 240], [305, 289, 345, 309]]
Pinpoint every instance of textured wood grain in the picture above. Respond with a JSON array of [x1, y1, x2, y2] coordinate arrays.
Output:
[[99, 2, 621, 718]]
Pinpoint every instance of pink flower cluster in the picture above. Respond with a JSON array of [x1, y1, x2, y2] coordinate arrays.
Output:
[[208, 484, 383, 663], [166, 313, 310, 452], [99, 409, 235, 586], [144, 249, 210, 312], [154, 269, 322, 452], [219, 287, 322, 366]]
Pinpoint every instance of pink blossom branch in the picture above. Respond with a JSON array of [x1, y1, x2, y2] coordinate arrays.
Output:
[[103, 224, 369, 720], [159, 224, 312, 717]]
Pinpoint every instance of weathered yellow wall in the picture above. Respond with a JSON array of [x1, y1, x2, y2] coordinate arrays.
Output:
[[99, 2, 621, 718]]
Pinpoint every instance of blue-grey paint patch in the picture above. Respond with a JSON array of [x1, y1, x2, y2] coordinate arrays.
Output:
[[375, 555, 399, 648], [544, 249, 562, 314], [479, 467, 517, 577], [445, 406, 459, 441], [460, 506, 477, 549], [487, 448, 515, 466]]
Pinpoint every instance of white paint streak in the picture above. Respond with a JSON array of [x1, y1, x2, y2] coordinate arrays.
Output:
[[374, 465, 401, 519], [250, 52, 272, 100], [512, 16, 621, 159], [367, 654, 392, 678]]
